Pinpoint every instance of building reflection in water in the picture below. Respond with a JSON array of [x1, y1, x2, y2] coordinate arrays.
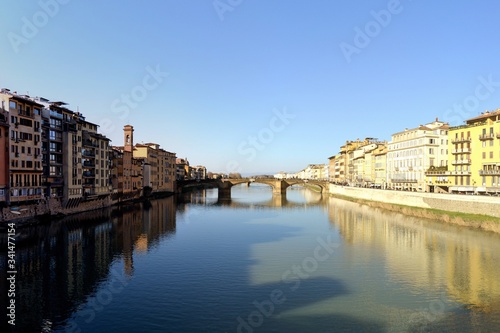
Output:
[[327, 197, 500, 313], [0, 196, 176, 332]]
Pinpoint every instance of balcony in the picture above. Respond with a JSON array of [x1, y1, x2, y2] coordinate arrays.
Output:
[[82, 151, 95, 158], [17, 108, 34, 119], [479, 169, 500, 176], [451, 148, 471, 154], [83, 171, 96, 178], [391, 179, 418, 183], [425, 166, 449, 175], [83, 140, 99, 148], [450, 170, 471, 175], [479, 134, 494, 141], [83, 161, 95, 168], [451, 137, 471, 144], [49, 110, 63, 119], [451, 159, 471, 165]]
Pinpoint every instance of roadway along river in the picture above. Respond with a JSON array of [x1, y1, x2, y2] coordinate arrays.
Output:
[[2, 184, 500, 332]]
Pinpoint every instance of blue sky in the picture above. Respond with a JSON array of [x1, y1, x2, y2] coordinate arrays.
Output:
[[2, 0, 500, 175]]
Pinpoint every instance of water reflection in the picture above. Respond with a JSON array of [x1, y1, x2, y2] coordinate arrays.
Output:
[[178, 186, 325, 209], [2, 188, 500, 332], [0, 197, 176, 333], [328, 197, 500, 314]]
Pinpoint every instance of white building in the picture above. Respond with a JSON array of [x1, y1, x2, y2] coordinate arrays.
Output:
[[387, 118, 449, 192]]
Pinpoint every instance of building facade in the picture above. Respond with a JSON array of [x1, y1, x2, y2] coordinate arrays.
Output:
[[387, 119, 449, 192], [0, 90, 44, 204], [446, 109, 500, 194], [0, 103, 9, 204], [134, 143, 175, 193]]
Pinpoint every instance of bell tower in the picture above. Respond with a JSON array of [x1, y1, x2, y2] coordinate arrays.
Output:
[[124, 125, 134, 152]]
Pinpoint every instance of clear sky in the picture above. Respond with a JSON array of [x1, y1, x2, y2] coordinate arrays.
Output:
[[2, 0, 500, 175]]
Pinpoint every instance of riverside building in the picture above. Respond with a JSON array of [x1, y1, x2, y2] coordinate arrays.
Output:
[[387, 119, 449, 192]]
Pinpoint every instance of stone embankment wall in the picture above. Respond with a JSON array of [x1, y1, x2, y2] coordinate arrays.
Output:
[[1, 197, 113, 222], [329, 184, 500, 218]]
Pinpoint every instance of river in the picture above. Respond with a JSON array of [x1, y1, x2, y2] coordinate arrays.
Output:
[[1, 184, 500, 332]]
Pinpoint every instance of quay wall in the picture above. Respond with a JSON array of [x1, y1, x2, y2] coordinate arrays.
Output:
[[328, 184, 500, 218], [0, 189, 168, 223]]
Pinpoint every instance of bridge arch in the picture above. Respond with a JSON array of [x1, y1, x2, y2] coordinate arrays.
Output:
[[176, 178, 328, 199]]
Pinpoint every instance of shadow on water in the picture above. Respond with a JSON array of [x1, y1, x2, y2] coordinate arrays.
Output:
[[1, 188, 386, 333]]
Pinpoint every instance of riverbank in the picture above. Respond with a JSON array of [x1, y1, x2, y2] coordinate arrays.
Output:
[[328, 184, 500, 233], [0, 190, 175, 225]]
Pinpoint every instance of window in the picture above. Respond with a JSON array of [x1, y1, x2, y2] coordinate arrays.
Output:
[[9, 101, 16, 109], [490, 152, 494, 159]]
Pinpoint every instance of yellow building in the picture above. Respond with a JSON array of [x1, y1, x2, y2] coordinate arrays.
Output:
[[448, 109, 500, 194], [373, 144, 388, 188], [134, 142, 176, 194]]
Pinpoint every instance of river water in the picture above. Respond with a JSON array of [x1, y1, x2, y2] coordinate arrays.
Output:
[[2, 184, 500, 332]]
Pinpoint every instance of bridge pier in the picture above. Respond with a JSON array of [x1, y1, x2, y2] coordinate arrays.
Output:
[[273, 180, 288, 195], [218, 181, 232, 201]]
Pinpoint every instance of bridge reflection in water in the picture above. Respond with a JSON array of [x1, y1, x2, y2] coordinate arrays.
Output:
[[177, 178, 328, 201], [177, 185, 325, 209]]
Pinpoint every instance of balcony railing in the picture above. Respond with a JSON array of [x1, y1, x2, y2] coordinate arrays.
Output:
[[425, 166, 449, 175], [391, 179, 418, 183], [82, 151, 95, 158], [479, 134, 495, 141], [451, 137, 471, 144], [479, 169, 500, 176], [83, 140, 99, 148], [451, 159, 471, 165], [450, 170, 471, 175], [451, 148, 471, 154]]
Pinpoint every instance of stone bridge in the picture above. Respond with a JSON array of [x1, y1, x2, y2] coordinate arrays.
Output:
[[177, 178, 329, 200]]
